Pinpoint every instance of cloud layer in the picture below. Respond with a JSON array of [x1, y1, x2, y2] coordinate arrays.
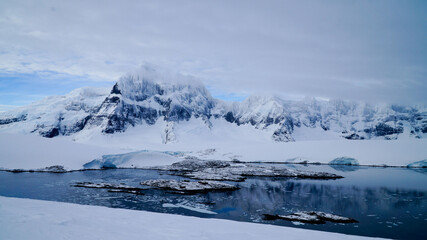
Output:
[[0, 0, 426, 105]]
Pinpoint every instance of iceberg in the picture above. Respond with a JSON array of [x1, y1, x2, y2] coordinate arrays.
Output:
[[329, 157, 359, 166], [407, 159, 427, 168]]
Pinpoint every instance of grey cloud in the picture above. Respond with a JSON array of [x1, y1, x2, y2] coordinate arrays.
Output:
[[0, 0, 426, 105]]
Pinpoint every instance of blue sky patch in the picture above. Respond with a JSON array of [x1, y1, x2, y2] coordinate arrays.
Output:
[[0, 71, 112, 109]]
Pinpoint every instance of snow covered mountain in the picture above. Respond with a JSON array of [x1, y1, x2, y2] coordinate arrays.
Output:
[[1, 65, 426, 142], [0, 87, 109, 138], [83, 66, 215, 136]]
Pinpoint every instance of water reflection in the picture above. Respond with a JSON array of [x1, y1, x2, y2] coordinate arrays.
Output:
[[409, 168, 427, 175], [328, 164, 361, 172], [0, 167, 426, 239]]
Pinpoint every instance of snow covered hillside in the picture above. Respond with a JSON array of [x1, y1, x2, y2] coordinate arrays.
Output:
[[1, 65, 426, 143], [0, 87, 109, 137]]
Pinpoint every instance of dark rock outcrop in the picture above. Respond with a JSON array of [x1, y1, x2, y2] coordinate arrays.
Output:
[[263, 211, 358, 224]]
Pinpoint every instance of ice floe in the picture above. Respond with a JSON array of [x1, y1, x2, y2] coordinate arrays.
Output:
[[162, 203, 217, 215], [264, 211, 358, 224], [72, 182, 145, 191]]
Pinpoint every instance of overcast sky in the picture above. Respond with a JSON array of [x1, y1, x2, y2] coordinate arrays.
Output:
[[0, 0, 426, 110]]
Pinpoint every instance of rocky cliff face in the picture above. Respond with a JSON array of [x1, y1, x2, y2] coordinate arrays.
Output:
[[1, 65, 426, 142], [82, 65, 215, 134]]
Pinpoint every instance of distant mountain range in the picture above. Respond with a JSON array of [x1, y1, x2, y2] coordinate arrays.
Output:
[[1, 65, 426, 142]]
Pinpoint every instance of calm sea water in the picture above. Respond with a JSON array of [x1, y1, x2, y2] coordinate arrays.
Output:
[[0, 164, 426, 239]]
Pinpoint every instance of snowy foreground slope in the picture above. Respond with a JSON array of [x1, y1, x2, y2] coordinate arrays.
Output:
[[0, 196, 382, 240]]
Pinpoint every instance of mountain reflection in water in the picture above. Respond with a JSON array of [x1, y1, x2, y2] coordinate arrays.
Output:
[[0, 165, 426, 239]]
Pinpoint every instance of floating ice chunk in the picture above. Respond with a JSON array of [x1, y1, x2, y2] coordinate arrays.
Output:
[[264, 211, 358, 224], [162, 203, 217, 215], [329, 157, 359, 166], [162, 203, 179, 208], [407, 160, 427, 168], [72, 182, 145, 191], [108, 189, 145, 195], [291, 221, 305, 225]]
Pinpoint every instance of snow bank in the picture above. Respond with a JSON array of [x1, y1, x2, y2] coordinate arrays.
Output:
[[0, 196, 379, 240], [83, 150, 180, 169]]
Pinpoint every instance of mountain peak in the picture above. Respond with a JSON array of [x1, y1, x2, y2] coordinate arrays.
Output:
[[0, 65, 426, 142], [114, 64, 211, 101]]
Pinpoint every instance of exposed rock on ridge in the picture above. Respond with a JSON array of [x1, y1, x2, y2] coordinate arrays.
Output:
[[1, 65, 426, 142]]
